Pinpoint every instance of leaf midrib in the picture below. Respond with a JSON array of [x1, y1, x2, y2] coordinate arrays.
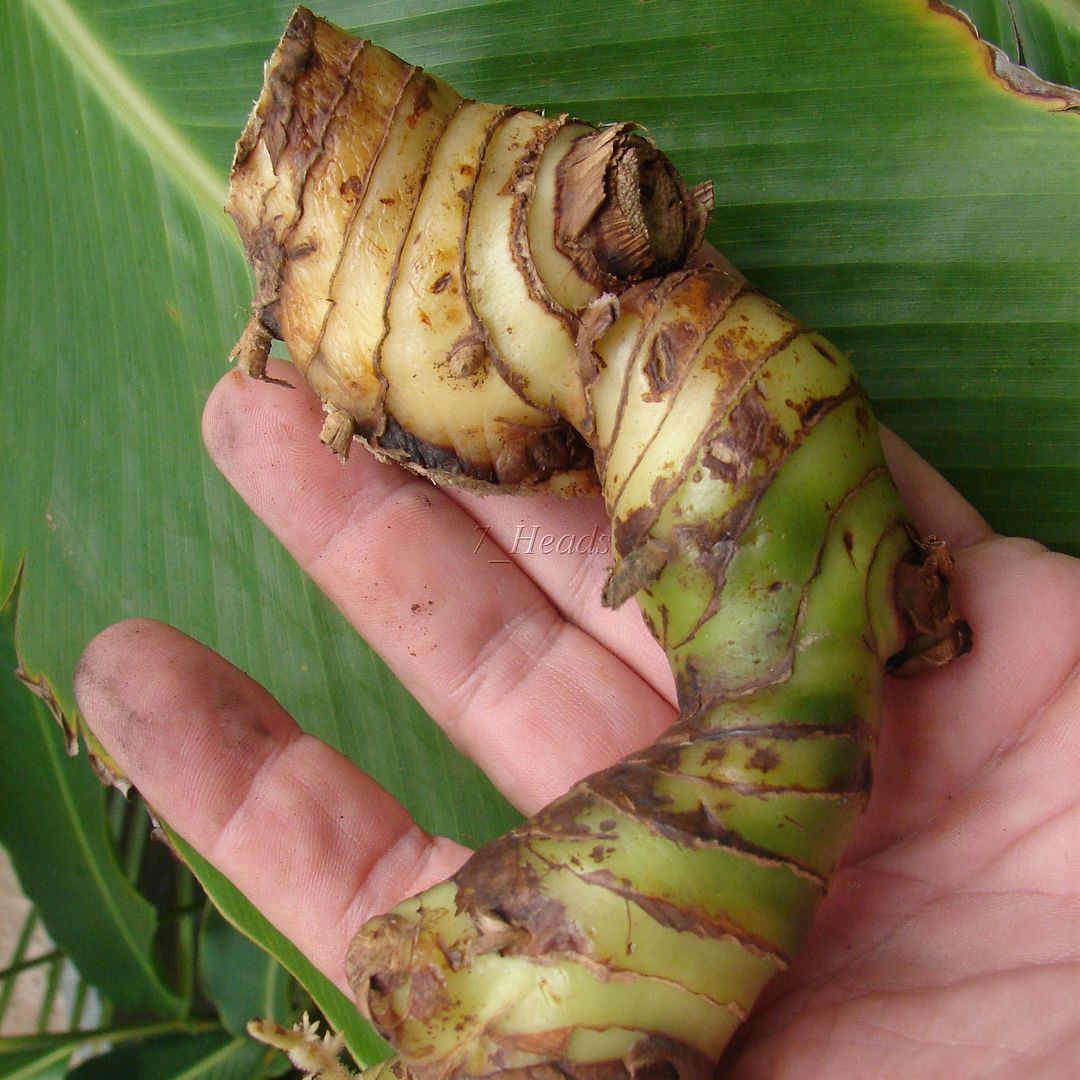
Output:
[[23, 0, 226, 216]]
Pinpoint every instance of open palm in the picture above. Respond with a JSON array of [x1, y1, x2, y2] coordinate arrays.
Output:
[[75, 362, 1080, 1078]]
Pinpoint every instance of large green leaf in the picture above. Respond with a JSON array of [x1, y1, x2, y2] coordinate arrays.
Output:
[[2, 0, 1078, 1045]]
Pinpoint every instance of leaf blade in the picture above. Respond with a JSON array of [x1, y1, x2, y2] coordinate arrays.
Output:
[[198, 904, 292, 1040], [0, 592, 183, 1016]]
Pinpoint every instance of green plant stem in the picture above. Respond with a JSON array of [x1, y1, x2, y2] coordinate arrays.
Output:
[[174, 864, 197, 1010], [107, 788, 126, 848], [0, 948, 62, 984], [121, 795, 151, 884], [34, 954, 64, 1032], [68, 977, 90, 1030], [0, 911, 43, 1037]]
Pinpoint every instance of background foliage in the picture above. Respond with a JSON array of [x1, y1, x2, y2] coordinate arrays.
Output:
[[1, 0, 1077, 1073]]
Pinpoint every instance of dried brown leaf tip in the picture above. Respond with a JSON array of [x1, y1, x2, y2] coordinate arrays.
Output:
[[603, 537, 670, 608], [14, 661, 78, 754], [930, 0, 1080, 112]]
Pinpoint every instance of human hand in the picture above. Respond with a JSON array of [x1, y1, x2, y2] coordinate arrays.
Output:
[[74, 361, 1080, 1078]]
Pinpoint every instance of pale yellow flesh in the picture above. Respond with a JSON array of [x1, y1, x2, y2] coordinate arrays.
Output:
[[466, 111, 589, 429], [527, 121, 599, 314], [280, 42, 416, 384], [307, 70, 463, 427], [601, 274, 747, 503], [380, 103, 562, 469], [611, 290, 797, 531]]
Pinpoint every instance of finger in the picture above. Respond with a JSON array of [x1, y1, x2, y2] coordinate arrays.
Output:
[[855, 534, 1080, 864], [446, 487, 675, 702], [879, 427, 994, 550], [206, 365, 668, 696], [74, 619, 470, 992], [202, 363, 675, 812]]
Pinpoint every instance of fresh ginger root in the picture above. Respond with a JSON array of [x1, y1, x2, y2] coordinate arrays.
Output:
[[229, 10, 969, 1080]]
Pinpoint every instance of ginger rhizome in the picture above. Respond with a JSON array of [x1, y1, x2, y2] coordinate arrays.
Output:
[[228, 9, 969, 1080]]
